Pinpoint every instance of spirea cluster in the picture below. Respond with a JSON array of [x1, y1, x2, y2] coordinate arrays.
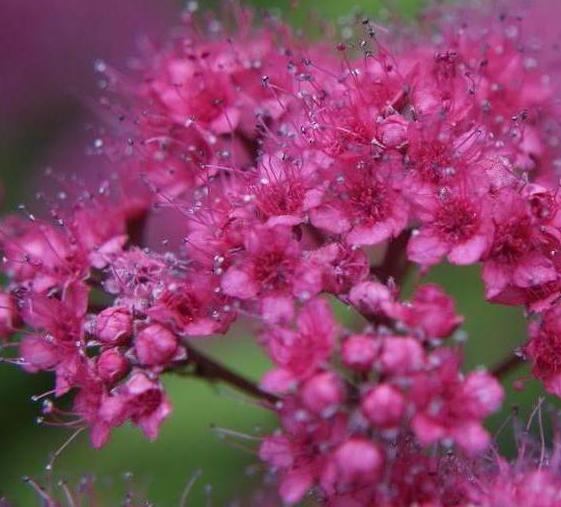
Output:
[[3, 1, 561, 505]]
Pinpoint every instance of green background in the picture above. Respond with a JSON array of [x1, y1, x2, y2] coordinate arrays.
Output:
[[0, 1, 550, 505]]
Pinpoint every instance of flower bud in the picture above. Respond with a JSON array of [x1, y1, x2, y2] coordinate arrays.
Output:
[[349, 281, 393, 316], [300, 371, 345, 415], [95, 306, 132, 345], [378, 115, 408, 147], [342, 334, 379, 371], [403, 284, 463, 339], [135, 324, 178, 366], [380, 336, 424, 374], [332, 438, 383, 486], [97, 348, 129, 383], [462, 371, 504, 417], [362, 384, 405, 427]]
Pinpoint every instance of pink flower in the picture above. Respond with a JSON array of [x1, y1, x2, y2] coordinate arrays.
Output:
[[261, 299, 336, 393], [17, 287, 89, 395], [73, 371, 172, 447], [348, 280, 395, 318], [74, 381, 127, 448], [481, 467, 561, 507], [221, 225, 301, 300], [307, 243, 369, 296], [482, 190, 559, 303], [0, 217, 87, 293], [407, 192, 493, 267], [259, 435, 316, 504], [251, 155, 323, 227], [149, 61, 240, 134], [461, 370, 505, 418], [395, 284, 464, 339], [525, 306, 561, 397], [259, 409, 349, 504], [410, 352, 503, 454], [377, 115, 409, 148], [2, 2, 561, 503], [146, 275, 233, 336], [121, 373, 172, 440], [310, 160, 409, 246], [404, 119, 483, 190], [220, 225, 323, 319]]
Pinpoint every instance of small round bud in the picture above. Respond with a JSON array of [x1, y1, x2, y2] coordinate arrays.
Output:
[[97, 349, 129, 383], [95, 306, 133, 345], [362, 384, 405, 427], [300, 371, 345, 415], [135, 324, 178, 366], [342, 334, 379, 372]]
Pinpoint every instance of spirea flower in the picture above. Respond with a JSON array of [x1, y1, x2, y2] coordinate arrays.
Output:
[[259, 291, 503, 504], [2, 1, 561, 505]]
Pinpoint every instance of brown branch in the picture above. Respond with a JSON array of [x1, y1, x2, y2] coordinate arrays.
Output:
[[491, 353, 524, 379], [372, 229, 413, 286], [176, 340, 279, 405], [344, 230, 414, 328], [126, 211, 148, 248], [83, 293, 276, 404]]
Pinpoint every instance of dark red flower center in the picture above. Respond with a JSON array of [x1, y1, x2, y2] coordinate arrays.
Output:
[[253, 251, 293, 290], [491, 217, 532, 263], [434, 198, 479, 243]]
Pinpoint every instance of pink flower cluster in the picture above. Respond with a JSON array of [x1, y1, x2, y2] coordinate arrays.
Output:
[[2, 1, 561, 505], [258, 287, 504, 504]]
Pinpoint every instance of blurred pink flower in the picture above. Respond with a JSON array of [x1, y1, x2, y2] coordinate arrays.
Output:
[[0, 0, 177, 130]]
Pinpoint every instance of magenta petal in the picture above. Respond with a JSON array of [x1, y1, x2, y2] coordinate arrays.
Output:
[[513, 253, 557, 288], [90, 423, 111, 449], [221, 267, 258, 299], [310, 206, 350, 234], [411, 413, 445, 446], [346, 222, 394, 246], [407, 230, 448, 266], [448, 234, 488, 265], [482, 260, 511, 300], [452, 421, 490, 455], [138, 398, 172, 440], [279, 468, 314, 504], [261, 368, 297, 394]]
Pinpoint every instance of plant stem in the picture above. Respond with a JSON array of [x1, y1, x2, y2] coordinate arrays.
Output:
[[178, 341, 279, 405], [491, 353, 524, 378], [347, 230, 414, 327], [372, 229, 413, 286], [126, 211, 148, 248]]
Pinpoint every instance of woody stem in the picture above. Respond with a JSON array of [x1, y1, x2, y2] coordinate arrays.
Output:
[[126, 210, 149, 248], [491, 353, 524, 379], [372, 229, 413, 286], [178, 340, 279, 405]]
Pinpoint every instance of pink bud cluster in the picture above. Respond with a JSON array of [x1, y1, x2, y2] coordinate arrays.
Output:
[[2, 1, 561, 505], [259, 287, 504, 504]]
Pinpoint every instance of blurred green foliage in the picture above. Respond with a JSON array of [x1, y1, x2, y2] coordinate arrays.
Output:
[[0, 0, 554, 505]]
